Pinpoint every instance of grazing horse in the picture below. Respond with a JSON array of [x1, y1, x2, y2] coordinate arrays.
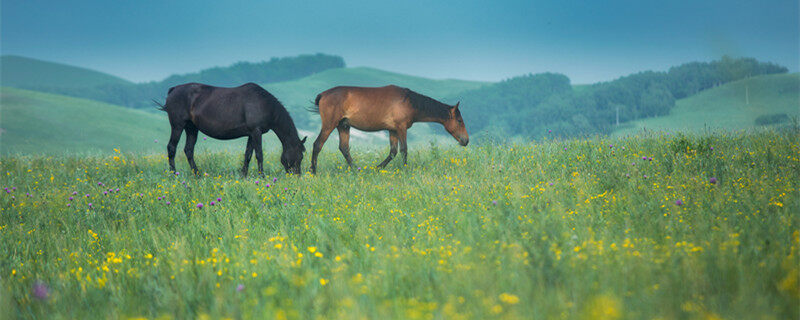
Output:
[[157, 82, 306, 175], [308, 85, 468, 173]]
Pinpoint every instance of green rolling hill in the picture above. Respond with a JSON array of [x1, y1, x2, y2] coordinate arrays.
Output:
[[0, 87, 290, 155], [613, 73, 799, 136], [0, 55, 132, 89]]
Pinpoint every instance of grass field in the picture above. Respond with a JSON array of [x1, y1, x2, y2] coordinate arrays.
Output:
[[613, 73, 800, 137], [1, 130, 797, 319]]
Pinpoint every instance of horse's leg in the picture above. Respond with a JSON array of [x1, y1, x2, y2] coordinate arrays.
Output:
[[167, 125, 183, 172], [397, 128, 408, 165], [251, 131, 264, 176], [241, 136, 254, 176], [337, 123, 354, 168], [184, 126, 199, 175], [377, 130, 398, 169], [310, 125, 335, 174]]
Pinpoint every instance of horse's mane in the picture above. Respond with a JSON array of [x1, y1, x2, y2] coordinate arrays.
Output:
[[402, 88, 451, 120]]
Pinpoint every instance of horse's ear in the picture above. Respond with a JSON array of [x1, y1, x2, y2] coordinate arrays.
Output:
[[301, 136, 308, 144], [453, 101, 460, 111]]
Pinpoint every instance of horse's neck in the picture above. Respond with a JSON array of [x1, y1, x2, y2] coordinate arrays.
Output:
[[273, 113, 300, 148], [413, 108, 448, 124]]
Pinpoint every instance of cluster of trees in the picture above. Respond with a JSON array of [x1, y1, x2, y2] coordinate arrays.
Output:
[[40, 54, 345, 109], [456, 56, 788, 139]]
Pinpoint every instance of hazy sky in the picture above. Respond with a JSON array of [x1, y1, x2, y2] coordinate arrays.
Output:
[[2, 0, 798, 84]]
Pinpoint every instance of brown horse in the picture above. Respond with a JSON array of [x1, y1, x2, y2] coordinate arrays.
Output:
[[157, 82, 306, 176], [308, 85, 468, 173]]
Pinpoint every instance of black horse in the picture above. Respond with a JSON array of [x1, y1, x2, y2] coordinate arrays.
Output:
[[157, 82, 306, 175]]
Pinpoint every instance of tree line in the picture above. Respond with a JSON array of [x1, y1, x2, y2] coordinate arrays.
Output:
[[454, 56, 788, 139]]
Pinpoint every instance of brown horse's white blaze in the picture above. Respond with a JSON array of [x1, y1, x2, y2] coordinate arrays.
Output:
[[309, 85, 468, 173]]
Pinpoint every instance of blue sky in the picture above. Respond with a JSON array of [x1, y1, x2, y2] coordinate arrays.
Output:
[[2, 0, 798, 84]]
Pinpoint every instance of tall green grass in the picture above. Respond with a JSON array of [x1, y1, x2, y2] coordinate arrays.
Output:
[[1, 131, 798, 319]]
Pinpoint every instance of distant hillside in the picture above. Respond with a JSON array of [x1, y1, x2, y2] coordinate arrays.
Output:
[[0, 55, 132, 89], [0, 87, 295, 155], [265, 67, 487, 109], [612, 73, 800, 136], [454, 57, 788, 140], [161, 53, 345, 87], [0, 54, 346, 109]]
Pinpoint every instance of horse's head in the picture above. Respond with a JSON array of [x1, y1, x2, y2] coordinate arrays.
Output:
[[443, 102, 469, 146], [281, 136, 307, 175]]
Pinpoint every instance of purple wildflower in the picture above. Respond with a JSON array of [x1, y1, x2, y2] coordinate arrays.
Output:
[[115, 188, 120, 192], [85, 194, 90, 198], [197, 203, 203, 209], [675, 199, 683, 206], [32, 281, 49, 300], [166, 201, 171, 205], [210, 201, 215, 206], [273, 177, 278, 182], [709, 177, 717, 184], [284, 187, 288, 191], [492, 200, 498, 205], [642, 156, 647, 160], [548, 182, 554, 186], [88, 203, 93, 208], [103, 191, 108, 195], [255, 180, 259, 185], [98, 182, 103, 186], [548, 129, 552, 133], [236, 284, 245, 292], [69, 196, 74, 201], [266, 184, 270, 188], [67, 203, 71, 207], [217, 198, 222, 202], [72, 191, 78, 195]]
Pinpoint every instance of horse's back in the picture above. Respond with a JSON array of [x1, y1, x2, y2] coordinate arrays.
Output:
[[167, 82, 285, 139], [317, 85, 412, 131]]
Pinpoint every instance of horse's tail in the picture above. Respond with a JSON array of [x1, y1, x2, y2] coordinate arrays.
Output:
[[153, 86, 177, 112], [152, 99, 167, 112], [305, 93, 322, 114]]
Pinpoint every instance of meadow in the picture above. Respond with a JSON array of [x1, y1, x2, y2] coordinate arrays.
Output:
[[1, 130, 798, 319]]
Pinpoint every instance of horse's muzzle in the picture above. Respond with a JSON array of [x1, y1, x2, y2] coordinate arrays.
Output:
[[459, 137, 469, 146]]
